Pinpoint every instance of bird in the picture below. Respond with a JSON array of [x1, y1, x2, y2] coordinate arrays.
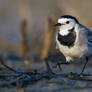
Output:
[[55, 15, 92, 74]]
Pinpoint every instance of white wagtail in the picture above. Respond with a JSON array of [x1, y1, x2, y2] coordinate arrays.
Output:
[[55, 15, 92, 74]]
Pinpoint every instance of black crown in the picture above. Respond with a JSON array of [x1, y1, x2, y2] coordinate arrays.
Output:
[[61, 15, 79, 24]]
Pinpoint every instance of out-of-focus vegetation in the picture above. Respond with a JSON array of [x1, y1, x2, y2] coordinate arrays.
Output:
[[0, 0, 92, 58]]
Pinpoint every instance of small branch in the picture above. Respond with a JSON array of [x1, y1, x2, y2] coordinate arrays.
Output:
[[0, 56, 17, 73], [54, 72, 92, 82]]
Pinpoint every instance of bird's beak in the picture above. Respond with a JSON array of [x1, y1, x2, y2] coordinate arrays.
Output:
[[54, 23, 61, 27]]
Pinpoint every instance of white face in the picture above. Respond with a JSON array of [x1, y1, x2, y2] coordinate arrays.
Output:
[[57, 18, 76, 30]]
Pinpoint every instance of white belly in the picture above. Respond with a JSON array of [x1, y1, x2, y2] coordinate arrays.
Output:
[[57, 40, 88, 59]]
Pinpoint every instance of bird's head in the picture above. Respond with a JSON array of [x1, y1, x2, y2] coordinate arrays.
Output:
[[55, 15, 79, 30]]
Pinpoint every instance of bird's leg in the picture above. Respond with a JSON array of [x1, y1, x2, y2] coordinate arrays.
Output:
[[54, 62, 70, 71], [45, 60, 55, 74], [80, 57, 89, 75]]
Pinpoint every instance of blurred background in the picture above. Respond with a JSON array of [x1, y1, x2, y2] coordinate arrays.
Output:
[[1, 0, 92, 92], [0, 0, 92, 59]]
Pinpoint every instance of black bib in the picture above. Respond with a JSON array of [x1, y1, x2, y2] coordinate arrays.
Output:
[[58, 27, 76, 47]]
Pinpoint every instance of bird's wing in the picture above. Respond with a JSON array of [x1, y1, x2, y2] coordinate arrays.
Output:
[[80, 24, 92, 47], [85, 27, 92, 47], [88, 34, 92, 47]]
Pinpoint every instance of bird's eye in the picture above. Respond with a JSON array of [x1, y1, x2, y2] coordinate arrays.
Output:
[[66, 21, 70, 24]]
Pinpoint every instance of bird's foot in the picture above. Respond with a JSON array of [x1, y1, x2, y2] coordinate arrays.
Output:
[[78, 72, 85, 78], [69, 72, 84, 78]]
